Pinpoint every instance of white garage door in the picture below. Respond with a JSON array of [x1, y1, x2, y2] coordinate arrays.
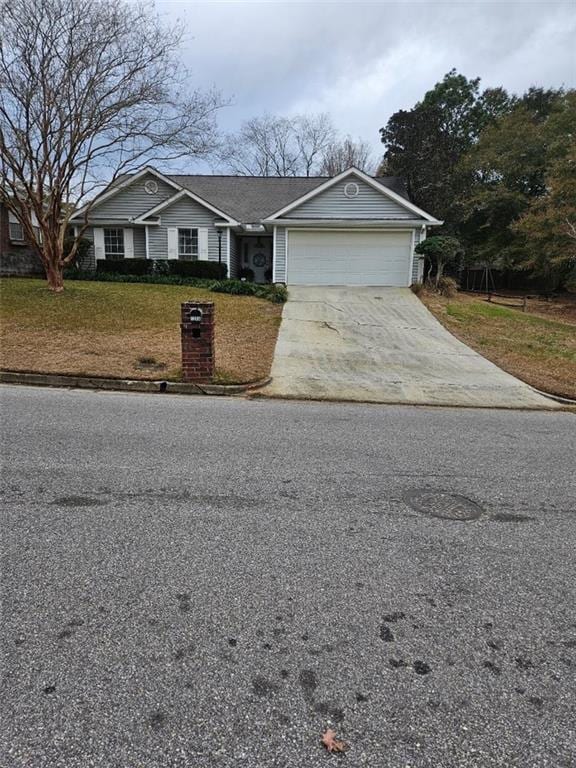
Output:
[[287, 230, 412, 286]]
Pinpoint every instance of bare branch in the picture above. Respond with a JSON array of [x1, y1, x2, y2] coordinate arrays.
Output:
[[0, 0, 224, 290], [320, 136, 374, 176]]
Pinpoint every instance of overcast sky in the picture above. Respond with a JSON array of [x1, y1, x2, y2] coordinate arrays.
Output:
[[156, 0, 575, 171]]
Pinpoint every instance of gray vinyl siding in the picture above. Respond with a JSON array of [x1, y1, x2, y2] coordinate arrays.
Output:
[[274, 227, 287, 283], [229, 231, 240, 278], [412, 227, 426, 283], [147, 196, 220, 260], [286, 177, 416, 220], [87, 173, 176, 220], [76, 226, 146, 270]]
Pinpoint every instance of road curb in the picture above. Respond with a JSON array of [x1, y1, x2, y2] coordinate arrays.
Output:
[[250, 390, 563, 411], [0, 370, 271, 397], [529, 386, 576, 406]]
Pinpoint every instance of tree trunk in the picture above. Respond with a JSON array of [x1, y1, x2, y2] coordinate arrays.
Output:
[[46, 262, 64, 292], [43, 237, 65, 292], [435, 259, 445, 288]]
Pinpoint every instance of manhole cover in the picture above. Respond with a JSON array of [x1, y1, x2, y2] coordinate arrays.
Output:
[[404, 490, 483, 521]]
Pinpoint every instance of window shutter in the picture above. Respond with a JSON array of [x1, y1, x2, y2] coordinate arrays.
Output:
[[124, 228, 134, 258], [198, 228, 209, 260], [93, 228, 105, 260], [167, 227, 178, 259]]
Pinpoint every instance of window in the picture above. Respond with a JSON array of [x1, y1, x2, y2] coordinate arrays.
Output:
[[104, 228, 125, 259], [178, 228, 198, 260], [9, 220, 24, 242]]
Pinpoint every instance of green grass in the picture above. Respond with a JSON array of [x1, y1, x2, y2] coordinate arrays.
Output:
[[0, 278, 282, 383], [423, 292, 576, 399]]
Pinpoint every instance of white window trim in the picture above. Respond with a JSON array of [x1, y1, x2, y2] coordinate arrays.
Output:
[[177, 227, 199, 260], [9, 222, 24, 242], [103, 227, 125, 260]]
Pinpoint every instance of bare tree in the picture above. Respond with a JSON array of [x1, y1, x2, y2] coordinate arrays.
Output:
[[220, 113, 336, 177], [294, 114, 336, 176], [0, 0, 223, 291], [320, 137, 374, 176], [220, 115, 299, 177]]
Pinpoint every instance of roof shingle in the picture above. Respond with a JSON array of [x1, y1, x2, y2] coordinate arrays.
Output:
[[164, 174, 409, 223]]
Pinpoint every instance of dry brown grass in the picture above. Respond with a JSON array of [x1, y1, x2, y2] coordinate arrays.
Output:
[[0, 278, 282, 383], [421, 290, 576, 400]]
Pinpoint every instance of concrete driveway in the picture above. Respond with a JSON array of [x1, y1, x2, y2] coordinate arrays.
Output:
[[264, 287, 557, 409]]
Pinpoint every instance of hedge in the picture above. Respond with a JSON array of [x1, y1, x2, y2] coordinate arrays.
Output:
[[64, 268, 288, 303], [96, 258, 227, 280]]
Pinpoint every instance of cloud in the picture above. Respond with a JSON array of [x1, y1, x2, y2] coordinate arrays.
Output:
[[155, 0, 575, 166]]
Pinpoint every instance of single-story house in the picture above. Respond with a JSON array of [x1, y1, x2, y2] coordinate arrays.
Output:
[[70, 166, 442, 286]]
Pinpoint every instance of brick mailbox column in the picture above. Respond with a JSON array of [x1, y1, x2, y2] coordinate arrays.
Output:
[[180, 301, 215, 383]]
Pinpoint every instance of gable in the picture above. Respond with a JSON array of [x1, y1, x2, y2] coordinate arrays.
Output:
[[144, 193, 222, 225], [285, 176, 419, 220], [87, 172, 178, 220]]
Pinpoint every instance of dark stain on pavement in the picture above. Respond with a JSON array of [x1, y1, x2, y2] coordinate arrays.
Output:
[[483, 660, 501, 675], [382, 612, 406, 622], [515, 656, 533, 670], [314, 701, 345, 722], [52, 496, 107, 507], [252, 676, 280, 697], [390, 658, 409, 669], [43, 685, 56, 694], [176, 593, 191, 613], [413, 660, 431, 675], [380, 624, 394, 642], [380, 611, 406, 642], [298, 669, 318, 703], [148, 711, 167, 730]]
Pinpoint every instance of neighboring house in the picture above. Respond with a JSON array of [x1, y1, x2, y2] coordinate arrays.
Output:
[[70, 166, 442, 286], [0, 201, 43, 276]]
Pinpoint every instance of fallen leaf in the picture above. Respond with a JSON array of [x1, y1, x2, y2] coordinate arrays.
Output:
[[321, 728, 348, 753]]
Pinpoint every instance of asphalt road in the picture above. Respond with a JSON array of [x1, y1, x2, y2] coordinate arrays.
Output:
[[1, 385, 575, 768]]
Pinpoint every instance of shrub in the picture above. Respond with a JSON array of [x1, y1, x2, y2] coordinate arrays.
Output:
[[95, 258, 227, 280], [168, 260, 227, 279], [437, 276, 459, 297], [62, 269, 287, 303], [152, 259, 171, 276], [415, 236, 462, 287], [97, 258, 151, 276], [64, 236, 92, 266]]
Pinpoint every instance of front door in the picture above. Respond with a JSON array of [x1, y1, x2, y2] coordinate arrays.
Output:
[[243, 237, 272, 283]]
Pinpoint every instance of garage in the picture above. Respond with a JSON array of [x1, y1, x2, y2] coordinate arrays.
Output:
[[286, 230, 412, 286]]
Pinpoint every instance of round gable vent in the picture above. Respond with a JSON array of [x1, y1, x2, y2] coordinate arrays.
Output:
[[144, 179, 158, 195], [344, 182, 359, 199]]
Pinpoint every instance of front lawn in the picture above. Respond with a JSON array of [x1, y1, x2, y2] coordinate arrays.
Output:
[[421, 290, 576, 400], [0, 278, 282, 383]]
